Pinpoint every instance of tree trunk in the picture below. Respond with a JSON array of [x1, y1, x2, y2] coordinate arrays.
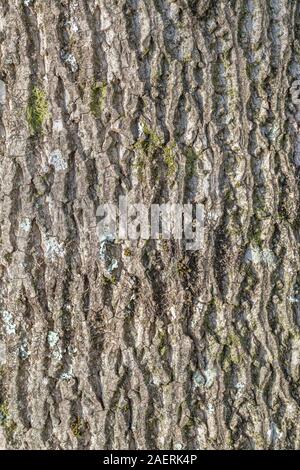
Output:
[[0, 0, 300, 450]]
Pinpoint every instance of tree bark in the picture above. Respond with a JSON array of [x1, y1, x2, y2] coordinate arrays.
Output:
[[0, 0, 300, 450]]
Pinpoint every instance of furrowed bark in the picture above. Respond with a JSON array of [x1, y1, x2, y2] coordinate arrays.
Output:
[[0, 0, 300, 450]]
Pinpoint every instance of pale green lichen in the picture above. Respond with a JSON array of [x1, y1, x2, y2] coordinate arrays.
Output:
[[193, 370, 205, 387], [103, 274, 116, 286], [223, 333, 243, 368], [26, 86, 49, 134], [204, 366, 217, 387], [163, 143, 176, 176]]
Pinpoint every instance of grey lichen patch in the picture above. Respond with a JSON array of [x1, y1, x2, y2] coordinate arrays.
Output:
[[108, 258, 118, 273], [19, 339, 30, 360], [176, 258, 191, 276], [133, 125, 162, 177], [0, 402, 9, 426], [60, 366, 73, 381], [20, 218, 31, 232], [123, 247, 132, 257], [48, 150, 67, 172], [204, 366, 217, 388], [0, 80, 6, 105], [90, 82, 107, 117], [47, 331, 59, 349], [193, 370, 205, 387], [102, 274, 117, 286], [0, 341, 6, 366], [26, 87, 49, 135], [1, 310, 16, 335], [45, 237, 65, 260], [47, 331, 62, 361], [23, 0, 33, 6], [61, 51, 78, 72], [244, 246, 276, 267], [267, 422, 283, 445], [174, 442, 183, 450]]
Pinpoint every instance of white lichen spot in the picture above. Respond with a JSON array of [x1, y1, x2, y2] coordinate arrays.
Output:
[[99, 233, 115, 261], [61, 51, 78, 72], [20, 218, 31, 232], [170, 305, 177, 320], [53, 119, 64, 132], [204, 366, 217, 388], [196, 301, 205, 313], [294, 135, 300, 166], [47, 331, 59, 349], [108, 258, 118, 272], [244, 247, 276, 267], [45, 237, 65, 259], [235, 381, 245, 390], [49, 149, 67, 171], [52, 348, 62, 361], [19, 340, 30, 360], [235, 382, 245, 395], [23, 0, 32, 6], [138, 121, 144, 137], [193, 370, 205, 387], [267, 422, 283, 444], [1, 310, 16, 335], [0, 80, 6, 105]]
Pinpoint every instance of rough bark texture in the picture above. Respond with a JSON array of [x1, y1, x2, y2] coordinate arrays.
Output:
[[1, 0, 300, 450]]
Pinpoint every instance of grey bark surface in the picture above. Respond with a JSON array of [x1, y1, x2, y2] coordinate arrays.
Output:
[[0, 0, 300, 450]]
